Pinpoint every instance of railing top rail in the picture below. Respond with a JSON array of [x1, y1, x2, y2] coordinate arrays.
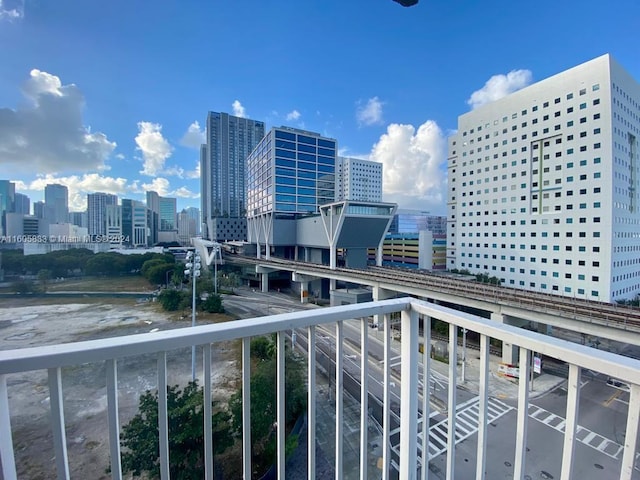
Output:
[[411, 299, 640, 386], [0, 297, 411, 375], [2, 296, 640, 388]]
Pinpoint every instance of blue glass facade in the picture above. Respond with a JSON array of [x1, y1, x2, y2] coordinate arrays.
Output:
[[247, 127, 337, 217]]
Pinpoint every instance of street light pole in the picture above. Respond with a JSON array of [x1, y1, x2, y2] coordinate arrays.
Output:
[[185, 251, 201, 381], [213, 245, 220, 295]]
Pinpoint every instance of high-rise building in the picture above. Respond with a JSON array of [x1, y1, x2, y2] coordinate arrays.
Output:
[[185, 207, 201, 235], [247, 126, 337, 219], [177, 209, 196, 245], [446, 53, 640, 302], [33, 201, 46, 219], [106, 204, 123, 247], [201, 111, 265, 241], [13, 193, 30, 215], [87, 192, 118, 235], [146, 191, 160, 246], [159, 197, 177, 231], [69, 211, 88, 229], [44, 184, 68, 224], [146, 191, 177, 244], [121, 199, 148, 247], [335, 157, 383, 202], [0, 180, 16, 235]]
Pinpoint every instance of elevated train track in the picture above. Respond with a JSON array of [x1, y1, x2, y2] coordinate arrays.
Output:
[[229, 255, 640, 337]]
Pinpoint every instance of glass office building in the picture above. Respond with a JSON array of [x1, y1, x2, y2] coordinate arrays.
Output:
[[247, 126, 337, 218]]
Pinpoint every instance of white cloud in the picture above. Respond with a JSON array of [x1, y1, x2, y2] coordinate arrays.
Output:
[[232, 100, 246, 118], [180, 120, 205, 149], [173, 186, 199, 198], [0, 0, 23, 21], [141, 177, 171, 196], [20, 174, 130, 211], [185, 161, 200, 179], [135, 121, 173, 176], [286, 109, 301, 121], [356, 96, 384, 126], [138, 178, 198, 199], [0, 69, 116, 174], [467, 69, 533, 109], [370, 121, 447, 213]]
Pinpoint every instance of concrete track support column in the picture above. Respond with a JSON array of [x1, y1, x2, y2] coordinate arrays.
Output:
[[292, 272, 317, 304], [373, 286, 396, 328], [491, 312, 518, 364], [261, 273, 269, 293]]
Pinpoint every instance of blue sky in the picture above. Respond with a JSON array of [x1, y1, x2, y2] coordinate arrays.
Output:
[[1, 0, 638, 215]]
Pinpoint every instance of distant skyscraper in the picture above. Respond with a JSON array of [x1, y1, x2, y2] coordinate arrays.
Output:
[[69, 211, 88, 229], [87, 192, 118, 235], [44, 184, 68, 224], [14, 193, 30, 215], [177, 209, 196, 245], [33, 201, 46, 219], [121, 199, 148, 247], [185, 207, 201, 235], [201, 111, 265, 241], [0, 180, 16, 235], [159, 197, 177, 231], [146, 191, 160, 245], [335, 156, 383, 202], [106, 204, 123, 246]]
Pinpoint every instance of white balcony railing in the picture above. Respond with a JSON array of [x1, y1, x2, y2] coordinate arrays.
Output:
[[1, 297, 639, 479]]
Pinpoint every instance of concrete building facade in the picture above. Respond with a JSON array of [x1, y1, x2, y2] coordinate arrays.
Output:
[[87, 192, 117, 236], [335, 156, 383, 202], [447, 54, 640, 302], [201, 111, 265, 241], [44, 184, 68, 225]]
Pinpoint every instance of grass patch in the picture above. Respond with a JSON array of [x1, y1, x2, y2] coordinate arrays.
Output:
[[46, 276, 154, 292]]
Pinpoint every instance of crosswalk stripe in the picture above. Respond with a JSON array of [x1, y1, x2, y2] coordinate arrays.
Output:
[[527, 404, 626, 461]]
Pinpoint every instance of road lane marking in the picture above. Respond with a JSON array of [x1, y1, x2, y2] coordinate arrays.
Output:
[[604, 389, 622, 408], [526, 404, 629, 461]]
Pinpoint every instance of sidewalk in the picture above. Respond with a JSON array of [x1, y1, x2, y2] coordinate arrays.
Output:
[[374, 330, 567, 403], [432, 347, 566, 402]]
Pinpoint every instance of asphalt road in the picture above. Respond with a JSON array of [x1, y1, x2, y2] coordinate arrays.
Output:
[[224, 287, 640, 479]]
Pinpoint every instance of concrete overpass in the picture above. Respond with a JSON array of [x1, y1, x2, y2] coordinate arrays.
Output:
[[229, 255, 640, 363]]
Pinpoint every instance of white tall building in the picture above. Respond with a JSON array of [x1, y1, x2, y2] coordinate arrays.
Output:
[[335, 156, 383, 201], [106, 204, 123, 247], [447, 54, 640, 303], [87, 192, 117, 236]]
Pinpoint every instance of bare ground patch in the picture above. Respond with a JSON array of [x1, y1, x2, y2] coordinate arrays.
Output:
[[1, 300, 242, 479]]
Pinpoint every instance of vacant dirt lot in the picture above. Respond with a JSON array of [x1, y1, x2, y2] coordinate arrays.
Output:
[[0, 299, 241, 479]]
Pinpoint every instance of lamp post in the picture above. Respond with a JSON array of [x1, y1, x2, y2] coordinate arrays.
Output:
[[212, 244, 220, 295], [185, 251, 201, 381]]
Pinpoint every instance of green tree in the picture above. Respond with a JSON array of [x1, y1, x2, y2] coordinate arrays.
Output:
[[141, 259, 168, 278], [158, 289, 184, 311], [201, 293, 224, 313], [120, 382, 232, 479], [228, 337, 306, 472], [146, 263, 176, 285]]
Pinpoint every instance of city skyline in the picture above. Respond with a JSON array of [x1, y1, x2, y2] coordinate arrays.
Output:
[[1, 1, 638, 215]]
